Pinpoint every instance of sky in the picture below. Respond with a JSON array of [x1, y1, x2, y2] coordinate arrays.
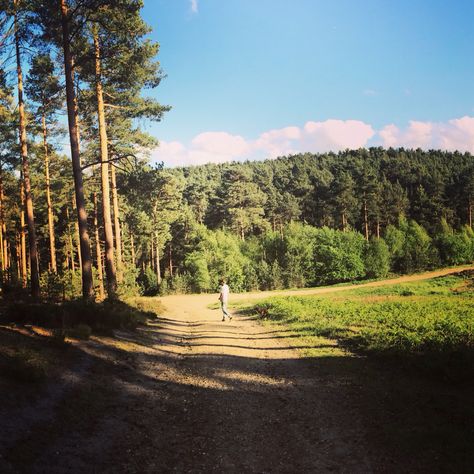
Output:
[[141, 0, 474, 167]]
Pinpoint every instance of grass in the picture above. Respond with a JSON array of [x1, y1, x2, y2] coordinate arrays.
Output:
[[247, 271, 474, 380], [0, 325, 72, 383], [1, 299, 158, 335], [0, 298, 161, 384]]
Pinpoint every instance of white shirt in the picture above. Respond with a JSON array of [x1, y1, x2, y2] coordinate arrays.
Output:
[[220, 284, 229, 303]]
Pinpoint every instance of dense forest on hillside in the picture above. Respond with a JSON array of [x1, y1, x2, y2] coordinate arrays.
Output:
[[0, 2, 474, 300]]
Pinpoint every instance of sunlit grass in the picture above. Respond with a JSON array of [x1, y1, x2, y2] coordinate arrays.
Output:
[[247, 272, 474, 376]]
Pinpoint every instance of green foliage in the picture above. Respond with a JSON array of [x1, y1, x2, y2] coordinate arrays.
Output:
[[387, 218, 440, 273], [364, 238, 390, 278], [117, 265, 141, 299], [312, 227, 366, 284], [167, 273, 192, 294], [434, 220, 474, 266], [40, 271, 65, 301], [185, 252, 211, 292], [137, 266, 158, 296]]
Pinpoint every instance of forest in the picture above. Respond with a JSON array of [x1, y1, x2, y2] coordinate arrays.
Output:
[[1, 2, 474, 302]]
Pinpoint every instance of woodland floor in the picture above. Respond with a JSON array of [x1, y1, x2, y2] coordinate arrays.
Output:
[[1, 266, 474, 473]]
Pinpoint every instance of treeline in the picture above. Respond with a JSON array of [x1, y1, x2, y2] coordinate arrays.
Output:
[[138, 218, 474, 295], [172, 148, 474, 237]]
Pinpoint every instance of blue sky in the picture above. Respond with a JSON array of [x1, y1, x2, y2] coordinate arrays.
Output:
[[142, 0, 474, 166]]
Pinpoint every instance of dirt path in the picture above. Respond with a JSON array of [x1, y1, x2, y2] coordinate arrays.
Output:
[[230, 264, 474, 301], [2, 266, 472, 473], [115, 293, 372, 473]]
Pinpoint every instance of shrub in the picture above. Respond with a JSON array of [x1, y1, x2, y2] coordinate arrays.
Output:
[[137, 266, 158, 296], [312, 227, 366, 284], [364, 237, 390, 278], [185, 252, 211, 292], [1, 300, 152, 333]]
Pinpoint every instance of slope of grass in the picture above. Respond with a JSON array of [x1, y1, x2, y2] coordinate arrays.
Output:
[[250, 271, 474, 379]]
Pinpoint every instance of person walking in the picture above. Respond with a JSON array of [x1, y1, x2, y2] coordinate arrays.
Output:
[[218, 278, 232, 322]]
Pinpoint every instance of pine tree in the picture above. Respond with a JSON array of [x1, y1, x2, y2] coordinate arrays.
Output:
[[25, 53, 63, 273]]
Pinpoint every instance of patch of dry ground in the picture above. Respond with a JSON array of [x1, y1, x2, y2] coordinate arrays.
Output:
[[1, 265, 473, 473]]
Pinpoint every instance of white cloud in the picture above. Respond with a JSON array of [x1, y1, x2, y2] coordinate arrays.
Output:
[[302, 119, 375, 152], [191, 131, 249, 156], [150, 116, 474, 167], [379, 116, 474, 152], [189, 0, 198, 13], [151, 119, 375, 167], [254, 126, 302, 158]]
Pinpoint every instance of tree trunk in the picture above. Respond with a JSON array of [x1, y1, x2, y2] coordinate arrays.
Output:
[[110, 165, 123, 282], [20, 180, 27, 288], [15, 3, 39, 298], [2, 219, 7, 274], [72, 195, 82, 272], [93, 192, 105, 300], [150, 237, 155, 272], [93, 26, 116, 298], [168, 243, 173, 277], [363, 200, 369, 241], [130, 233, 136, 267], [469, 199, 472, 229], [155, 233, 161, 284], [42, 113, 57, 273], [60, 0, 94, 299], [66, 206, 75, 272], [0, 170, 5, 273], [6, 240, 11, 273], [341, 211, 346, 232], [16, 235, 21, 280], [0, 219, 3, 274]]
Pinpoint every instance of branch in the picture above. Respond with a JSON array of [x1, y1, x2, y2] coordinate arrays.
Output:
[[104, 103, 127, 109], [80, 153, 137, 171]]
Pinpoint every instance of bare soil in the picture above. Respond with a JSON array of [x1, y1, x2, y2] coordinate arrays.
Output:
[[1, 266, 473, 473]]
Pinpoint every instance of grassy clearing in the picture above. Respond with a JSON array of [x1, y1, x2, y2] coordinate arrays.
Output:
[[247, 271, 474, 379]]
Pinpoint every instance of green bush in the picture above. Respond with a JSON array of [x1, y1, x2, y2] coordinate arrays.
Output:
[[137, 266, 158, 296], [185, 252, 211, 292], [364, 237, 390, 278], [312, 227, 366, 284]]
